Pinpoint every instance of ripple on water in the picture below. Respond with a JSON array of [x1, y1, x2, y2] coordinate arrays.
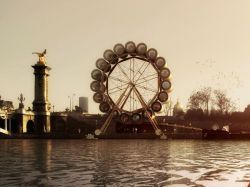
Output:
[[0, 139, 250, 186]]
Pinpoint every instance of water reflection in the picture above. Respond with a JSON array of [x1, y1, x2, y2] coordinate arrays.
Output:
[[0, 140, 250, 186]]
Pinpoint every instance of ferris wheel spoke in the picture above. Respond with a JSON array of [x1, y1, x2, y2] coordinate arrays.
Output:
[[132, 88, 148, 108], [132, 58, 135, 82], [134, 62, 150, 83], [108, 83, 128, 93], [130, 90, 138, 111], [108, 85, 129, 95], [138, 72, 158, 80], [109, 88, 127, 95], [120, 86, 134, 109], [131, 58, 137, 82], [120, 87, 140, 112], [142, 81, 157, 91], [136, 75, 158, 85], [132, 60, 147, 81], [127, 58, 135, 74], [119, 61, 133, 75], [136, 84, 158, 93], [130, 58, 131, 81], [109, 75, 129, 84], [117, 63, 131, 82]]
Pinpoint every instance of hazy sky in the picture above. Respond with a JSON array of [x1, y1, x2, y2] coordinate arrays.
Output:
[[1, 0, 250, 113]]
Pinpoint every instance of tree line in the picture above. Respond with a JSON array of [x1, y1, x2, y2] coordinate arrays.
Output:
[[185, 87, 238, 120]]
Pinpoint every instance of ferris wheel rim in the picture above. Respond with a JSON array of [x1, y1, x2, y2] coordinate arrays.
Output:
[[91, 41, 172, 120]]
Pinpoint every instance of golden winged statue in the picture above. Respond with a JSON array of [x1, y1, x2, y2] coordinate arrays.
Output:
[[32, 49, 46, 64]]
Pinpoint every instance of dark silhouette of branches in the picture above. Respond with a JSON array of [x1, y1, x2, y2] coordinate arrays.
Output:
[[213, 89, 235, 114], [187, 87, 212, 115]]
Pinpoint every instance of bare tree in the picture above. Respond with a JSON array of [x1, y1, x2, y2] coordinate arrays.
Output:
[[187, 91, 202, 110], [199, 87, 212, 115], [187, 87, 212, 115], [213, 89, 234, 114]]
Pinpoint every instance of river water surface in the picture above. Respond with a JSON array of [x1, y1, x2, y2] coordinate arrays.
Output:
[[0, 139, 250, 187]]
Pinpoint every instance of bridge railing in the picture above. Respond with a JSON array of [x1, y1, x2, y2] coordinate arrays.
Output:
[[0, 128, 10, 135], [0, 113, 11, 136], [160, 123, 202, 131]]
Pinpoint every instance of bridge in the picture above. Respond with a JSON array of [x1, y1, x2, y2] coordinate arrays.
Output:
[[0, 112, 11, 136]]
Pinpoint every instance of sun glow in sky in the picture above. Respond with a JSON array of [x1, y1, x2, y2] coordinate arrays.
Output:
[[1, 0, 250, 113]]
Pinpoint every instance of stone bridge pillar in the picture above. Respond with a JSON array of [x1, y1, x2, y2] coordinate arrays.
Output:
[[32, 53, 51, 134]]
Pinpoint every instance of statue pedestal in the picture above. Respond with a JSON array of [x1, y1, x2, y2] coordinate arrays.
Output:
[[32, 63, 51, 134]]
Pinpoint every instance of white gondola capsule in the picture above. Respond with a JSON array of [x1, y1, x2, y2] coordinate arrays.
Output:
[[155, 57, 166, 69], [99, 102, 110, 113], [151, 101, 162, 112], [103, 49, 118, 64], [160, 68, 170, 79], [146, 48, 158, 61], [158, 91, 168, 102], [113, 43, 127, 58], [136, 43, 147, 56], [125, 41, 136, 55], [120, 113, 130, 123], [90, 81, 106, 92], [161, 80, 171, 90], [132, 113, 141, 121], [91, 69, 107, 82], [93, 92, 104, 103], [96, 58, 111, 72]]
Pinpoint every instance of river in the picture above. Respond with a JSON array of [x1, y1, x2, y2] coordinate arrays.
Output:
[[0, 139, 250, 187]]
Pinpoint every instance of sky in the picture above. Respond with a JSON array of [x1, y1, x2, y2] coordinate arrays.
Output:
[[1, 0, 250, 113]]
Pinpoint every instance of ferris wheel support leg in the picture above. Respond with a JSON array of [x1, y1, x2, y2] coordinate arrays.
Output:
[[133, 87, 167, 139], [95, 107, 118, 136], [95, 109, 116, 136], [95, 85, 131, 136], [145, 110, 166, 138], [95, 109, 117, 136]]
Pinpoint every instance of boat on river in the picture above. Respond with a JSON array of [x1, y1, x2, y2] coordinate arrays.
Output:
[[202, 129, 250, 139]]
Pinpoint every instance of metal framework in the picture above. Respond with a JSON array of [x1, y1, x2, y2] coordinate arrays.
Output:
[[91, 42, 172, 138]]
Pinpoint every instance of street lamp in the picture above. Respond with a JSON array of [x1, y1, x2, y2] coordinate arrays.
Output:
[[68, 96, 71, 111], [68, 94, 76, 111], [72, 93, 76, 111]]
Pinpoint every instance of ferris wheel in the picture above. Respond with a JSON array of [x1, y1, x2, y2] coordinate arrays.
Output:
[[90, 41, 172, 137]]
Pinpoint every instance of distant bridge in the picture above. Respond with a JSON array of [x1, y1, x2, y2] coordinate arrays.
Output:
[[0, 128, 10, 135], [0, 113, 11, 136], [160, 123, 202, 131]]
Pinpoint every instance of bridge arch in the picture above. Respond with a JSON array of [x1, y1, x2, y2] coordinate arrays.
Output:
[[54, 119, 66, 133], [10, 119, 19, 133], [27, 120, 35, 133], [0, 118, 5, 129]]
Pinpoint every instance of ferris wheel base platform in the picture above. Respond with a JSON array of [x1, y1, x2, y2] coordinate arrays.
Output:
[[97, 133, 163, 139], [96, 132, 202, 139]]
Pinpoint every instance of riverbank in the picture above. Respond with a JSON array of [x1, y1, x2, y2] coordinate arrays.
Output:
[[0, 132, 202, 139]]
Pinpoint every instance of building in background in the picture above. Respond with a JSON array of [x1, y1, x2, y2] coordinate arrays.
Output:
[[173, 100, 184, 117], [244, 105, 250, 113], [79, 97, 88, 113], [0, 96, 14, 112]]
